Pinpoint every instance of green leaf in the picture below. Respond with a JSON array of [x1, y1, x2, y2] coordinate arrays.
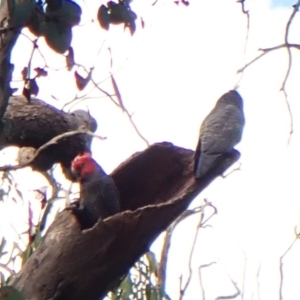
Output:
[[21, 243, 32, 266], [111, 74, 125, 110], [0, 238, 6, 257], [75, 69, 91, 91], [0, 286, 25, 300], [146, 251, 158, 275], [44, 21, 72, 53], [43, 0, 81, 53], [97, 5, 110, 30], [119, 275, 132, 297], [66, 47, 75, 70], [46, 0, 62, 11], [146, 284, 160, 300], [0, 273, 5, 287], [46, 0, 81, 26], [34, 67, 48, 77], [28, 10, 46, 36], [33, 231, 42, 247], [10, 0, 37, 27], [107, 1, 125, 25]]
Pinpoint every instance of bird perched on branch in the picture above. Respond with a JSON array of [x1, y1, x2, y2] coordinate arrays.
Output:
[[70, 152, 120, 229], [194, 90, 245, 179], [1, 96, 98, 177]]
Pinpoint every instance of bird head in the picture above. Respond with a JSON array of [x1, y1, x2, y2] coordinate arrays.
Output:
[[71, 110, 98, 132], [218, 90, 243, 110], [71, 152, 97, 179]]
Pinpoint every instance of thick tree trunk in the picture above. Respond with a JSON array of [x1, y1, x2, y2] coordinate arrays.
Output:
[[0, 0, 19, 119], [11, 142, 239, 300]]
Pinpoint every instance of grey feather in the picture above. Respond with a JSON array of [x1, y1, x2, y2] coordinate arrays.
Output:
[[194, 90, 245, 178], [70, 109, 97, 132]]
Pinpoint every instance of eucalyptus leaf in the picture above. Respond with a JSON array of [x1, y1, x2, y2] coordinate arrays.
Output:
[[98, 5, 110, 30], [46, 0, 81, 26], [10, 0, 37, 27], [0, 238, 6, 257], [146, 251, 158, 274], [44, 21, 72, 53], [119, 275, 132, 297]]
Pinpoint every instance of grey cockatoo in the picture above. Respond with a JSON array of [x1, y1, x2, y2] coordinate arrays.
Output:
[[194, 90, 245, 178]]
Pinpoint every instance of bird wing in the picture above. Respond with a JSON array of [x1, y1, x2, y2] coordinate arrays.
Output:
[[200, 103, 244, 155], [194, 137, 202, 175], [101, 176, 121, 216]]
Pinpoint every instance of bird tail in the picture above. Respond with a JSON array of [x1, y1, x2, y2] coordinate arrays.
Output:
[[194, 153, 220, 178]]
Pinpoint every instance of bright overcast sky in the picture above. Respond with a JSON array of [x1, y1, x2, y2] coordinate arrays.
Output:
[[2, 0, 300, 299]]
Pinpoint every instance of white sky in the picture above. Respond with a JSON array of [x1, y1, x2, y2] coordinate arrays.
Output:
[[1, 0, 300, 299]]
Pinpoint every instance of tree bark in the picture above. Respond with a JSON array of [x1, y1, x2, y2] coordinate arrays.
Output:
[[0, 0, 20, 119], [11, 142, 239, 300]]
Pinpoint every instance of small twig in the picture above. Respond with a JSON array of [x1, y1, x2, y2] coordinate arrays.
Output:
[[0, 263, 16, 276], [61, 95, 110, 111], [179, 218, 202, 298], [238, 41, 300, 144], [222, 162, 242, 178], [201, 199, 218, 227], [10, 225, 28, 250], [256, 262, 262, 300], [235, 241, 247, 300], [152, 0, 160, 6], [158, 205, 211, 300], [41, 171, 60, 200], [91, 79, 120, 107], [238, 0, 248, 15], [198, 262, 216, 300], [281, 87, 293, 145], [237, 43, 300, 73], [215, 292, 240, 300], [123, 108, 150, 147], [279, 226, 300, 300], [178, 275, 183, 298], [279, 1, 300, 144], [214, 253, 243, 300], [157, 207, 202, 296], [157, 229, 172, 294], [237, 50, 267, 73], [19, 32, 48, 70], [60, 45, 151, 147], [235, 0, 250, 88], [0, 127, 106, 171], [37, 171, 62, 233], [215, 275, 241, 300], [108, 47, 125, 111], [158, 201, 217, 298], [91, 79, 150, 147]]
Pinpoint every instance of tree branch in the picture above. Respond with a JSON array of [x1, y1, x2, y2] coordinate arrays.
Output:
[[0, 128, 104, 171], [11, 142, 240, 300], [0, 0, 19, 119]]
